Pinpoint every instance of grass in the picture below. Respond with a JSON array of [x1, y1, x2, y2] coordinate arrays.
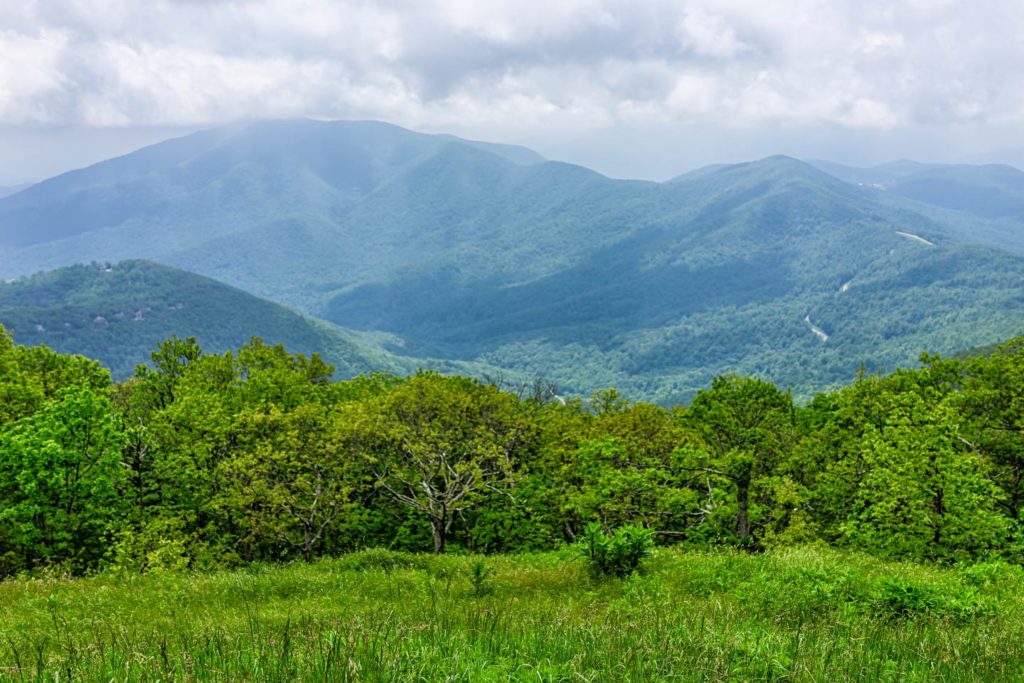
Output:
[[1, 546, 1022, 681]]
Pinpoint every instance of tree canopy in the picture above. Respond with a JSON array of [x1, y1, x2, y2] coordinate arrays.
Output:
[[3, 325, 1024, 575]]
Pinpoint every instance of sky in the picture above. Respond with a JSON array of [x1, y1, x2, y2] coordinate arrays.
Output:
[[2, 0, 1024, 184]]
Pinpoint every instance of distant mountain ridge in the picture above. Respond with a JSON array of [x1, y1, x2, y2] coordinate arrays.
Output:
[[806, 158, 1024, 252], [1, 120, 1023, 401]]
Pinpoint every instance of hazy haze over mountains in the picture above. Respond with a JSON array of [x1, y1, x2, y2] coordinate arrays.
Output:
[[1, 119, 1022, 401], [3, 1, 1024, 183]]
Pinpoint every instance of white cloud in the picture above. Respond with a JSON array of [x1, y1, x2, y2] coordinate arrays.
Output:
[[676, 7, 748, 59], [0, 0, 1023, 155], [859, 30, 905, 55], [0, 29, 70, 122]]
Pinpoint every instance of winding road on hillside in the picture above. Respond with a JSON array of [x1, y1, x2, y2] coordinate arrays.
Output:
[[804, 230, 938, 343]]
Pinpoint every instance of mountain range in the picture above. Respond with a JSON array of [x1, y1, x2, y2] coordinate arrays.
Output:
[[0, 119, 1022, 402]]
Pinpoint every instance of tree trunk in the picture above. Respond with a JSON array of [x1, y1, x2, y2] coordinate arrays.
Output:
[[431, 522, 446, 554], [302, 529, 313, 562], [737, 483, 751, 541]]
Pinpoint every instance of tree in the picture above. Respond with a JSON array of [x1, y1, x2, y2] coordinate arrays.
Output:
[[344, 372, 535, 553], [800, 361, 1008, 561], [683, 374, 796, 546], [0, 326, 41, 429], [131, 336, 204, 412], [839, 389, 1007, 561], [958, 338, 1024, 522], [115, 337, 338, 567], [559, 401, 697, 539], [220, 403, 361, 561], [0, 385, 125, 574]]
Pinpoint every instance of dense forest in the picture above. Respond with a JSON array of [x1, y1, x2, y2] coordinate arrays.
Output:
[[1, 323, 1022, 577]]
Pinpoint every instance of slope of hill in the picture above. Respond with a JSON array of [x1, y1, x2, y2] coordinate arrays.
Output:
[[0, 260, 407, 379], [807, 159, 1024, 219], [1, 120, 1023, 401], [0, 184, 30, 199], [807, 159, 1024, 253]]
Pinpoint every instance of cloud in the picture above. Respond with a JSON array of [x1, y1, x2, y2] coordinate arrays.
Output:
[[676, 7, 748, 60], [0, 0, 1022, 140]]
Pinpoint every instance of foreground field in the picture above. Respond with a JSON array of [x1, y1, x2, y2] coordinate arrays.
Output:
[[1, 547, 1022, 682]]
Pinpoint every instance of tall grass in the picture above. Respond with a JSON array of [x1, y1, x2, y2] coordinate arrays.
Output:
[[1, 547, 1021, 681]]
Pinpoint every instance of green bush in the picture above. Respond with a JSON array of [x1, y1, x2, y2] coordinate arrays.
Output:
[[334, 548, 426, 572], [577, 523, 654, 579], [467, 559, 495, 597], [870, 576, 990, 622], [873, 577, 937, 619]]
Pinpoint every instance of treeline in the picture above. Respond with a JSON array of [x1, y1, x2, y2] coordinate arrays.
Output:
[[1, 325, 1022, 576]]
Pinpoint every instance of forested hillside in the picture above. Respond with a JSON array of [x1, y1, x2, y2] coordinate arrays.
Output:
[[0, 260, 401, 378], [2, 120, 1023, 401], [2, 327, 1022, 575]]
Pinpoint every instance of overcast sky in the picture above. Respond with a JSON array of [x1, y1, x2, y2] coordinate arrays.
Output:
[[2, 0, 1024, 184]]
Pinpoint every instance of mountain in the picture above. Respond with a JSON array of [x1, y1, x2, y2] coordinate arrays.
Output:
[[807, 159, 1024, 219], [0, 184, 30, 199], [1, 120, 1023, 401], [807, 159, 1024, 252], [0, 260, 408, 379]]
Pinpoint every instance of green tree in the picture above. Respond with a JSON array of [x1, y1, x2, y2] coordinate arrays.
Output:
[[220, 402, 364, 561], [683, 375, 796, 546], [344, 372, 535, 553], [117, 337, 338, 567], [559, 401, 697, 540], [0, 385, 125, 574], [0, 326, 40, 429], [839, 389, 1007, 561], [959, 338, 1024, 523]]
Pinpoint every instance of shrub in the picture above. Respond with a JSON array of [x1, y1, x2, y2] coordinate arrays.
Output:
[[577, 523, 654, 579], [467, 559, 495, 597], [873, 577, 937, 619], [334, 548, 425, 572], [870, 576, 990, 622]]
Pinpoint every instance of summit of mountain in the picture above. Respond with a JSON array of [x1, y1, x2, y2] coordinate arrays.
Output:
[[0, 119, 544, 250]]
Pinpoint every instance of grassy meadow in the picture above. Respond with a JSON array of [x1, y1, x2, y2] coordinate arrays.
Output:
[[1, 546, 1022, 682]]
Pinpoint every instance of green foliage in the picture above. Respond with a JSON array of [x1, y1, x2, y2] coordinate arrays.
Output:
[[683, 375, 797, 547], [577, 522, 654, 579], [331, 548, 427, 572], [803, 363, 1010, 562], [4, 330, 1024, 574], [340, 372, 538, 554], [467, 558, 495, 596], [871, 576, 989, 622], [957, 338, 1024, 530], [0, 384, 124, 574]]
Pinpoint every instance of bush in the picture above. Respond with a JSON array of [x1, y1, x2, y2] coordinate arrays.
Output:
[[870, 576, 990, 622], [467, 559, 495, 597], [578, 523, 654, 579], [334, 548, 426, 572], [873, 577, 937, 619]]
